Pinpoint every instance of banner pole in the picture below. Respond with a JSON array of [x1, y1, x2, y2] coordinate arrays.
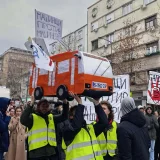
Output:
[[35, 9, 36, 43]]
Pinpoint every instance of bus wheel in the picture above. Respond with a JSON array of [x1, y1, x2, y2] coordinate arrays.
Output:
[[56, 85, 68, 100], [34, 87, 44, 100]]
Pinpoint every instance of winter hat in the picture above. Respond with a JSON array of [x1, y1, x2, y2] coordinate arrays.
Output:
[[138, 105, 144, 109], [121, 97, 137, 116], [145, 106, 153, 114]]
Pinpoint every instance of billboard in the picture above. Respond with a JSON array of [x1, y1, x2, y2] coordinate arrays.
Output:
[[35, 10, 63, 40]]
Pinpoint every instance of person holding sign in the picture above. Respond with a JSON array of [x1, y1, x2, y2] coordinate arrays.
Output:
[[94, 101, 118, 160], [20, 92, 69, 160], [60, 92, 108, 160]]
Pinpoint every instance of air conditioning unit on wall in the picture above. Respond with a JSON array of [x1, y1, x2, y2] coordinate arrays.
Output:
[[103, 24, 108, 28], [94, 28, 98, 32], [107, 4, 112, 9], [141, 4, 147, 10], [104, 43, 108, 48]]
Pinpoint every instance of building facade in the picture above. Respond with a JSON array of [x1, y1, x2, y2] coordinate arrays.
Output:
[[88, 0, 160, 106], [0, 47, 33, 97], [51, 24, 88, 54]]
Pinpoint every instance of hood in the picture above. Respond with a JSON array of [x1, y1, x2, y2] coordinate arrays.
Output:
[[145, 106, 153, 115], [120, 97, 137, 117], [121, 108, 146, 128], [0, 97, 10, 114]]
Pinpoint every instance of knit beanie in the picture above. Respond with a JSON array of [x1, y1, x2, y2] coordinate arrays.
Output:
[[121, 97, 137, 116]]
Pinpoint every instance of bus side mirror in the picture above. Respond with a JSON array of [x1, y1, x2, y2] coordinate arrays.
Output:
[[74, 54, 81, 59]]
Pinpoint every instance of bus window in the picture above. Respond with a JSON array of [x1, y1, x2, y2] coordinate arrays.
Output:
[[82, 52, 113, 78]]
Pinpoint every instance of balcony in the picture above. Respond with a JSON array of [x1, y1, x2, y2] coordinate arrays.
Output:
[[145, 50, 160, 56]]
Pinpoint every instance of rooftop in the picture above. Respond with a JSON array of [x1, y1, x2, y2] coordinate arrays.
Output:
[[0, 47, 32, 58]]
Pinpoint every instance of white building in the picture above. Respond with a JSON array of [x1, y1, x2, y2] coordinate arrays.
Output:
[[87, 0, 160, 106], [56, 24, 88, 53]]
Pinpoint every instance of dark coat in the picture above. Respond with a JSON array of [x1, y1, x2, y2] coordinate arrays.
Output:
[[145, 113, 159, 140], [0, 97, 11, 152], [117, 109, 150, 160]]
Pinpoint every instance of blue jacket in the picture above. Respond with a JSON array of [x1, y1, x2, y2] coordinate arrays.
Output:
[[0, 97, 11, 152]]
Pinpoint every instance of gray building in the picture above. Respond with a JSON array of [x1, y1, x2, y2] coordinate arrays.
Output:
[[87, 0, 160, 106]]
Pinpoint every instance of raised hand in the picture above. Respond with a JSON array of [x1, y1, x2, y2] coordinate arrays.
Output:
[[69, 91, 82, 104], [30, 90, 35, 106]]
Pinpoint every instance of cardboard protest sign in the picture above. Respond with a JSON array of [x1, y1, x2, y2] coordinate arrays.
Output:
[[35, 10, 62, 40], [147, 71, 160, 105], [82, 75, 130, 124]]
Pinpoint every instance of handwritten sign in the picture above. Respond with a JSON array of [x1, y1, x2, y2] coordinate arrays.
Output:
[[35, 10, 62, 40], [82, 75, 130, 124], [147, 71, 160, 105]]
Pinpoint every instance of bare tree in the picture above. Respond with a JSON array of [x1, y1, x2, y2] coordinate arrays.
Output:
[[102, 19, 146, 84], [2, 57, 32, 98], [63, 33, 78, 51]]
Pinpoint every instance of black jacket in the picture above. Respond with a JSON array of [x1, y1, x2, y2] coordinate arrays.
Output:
[[57, 103, 108, 159], [117, 109, 150, 160], [156, 117, 160, 142], [20, 102, 69, 159]]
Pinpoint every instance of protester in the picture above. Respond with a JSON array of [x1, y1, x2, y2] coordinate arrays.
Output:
[[60, 92, 108, 160], [0, 97, 11, 160], [138, 105, 145, 114], [9, 108, 15, 117], [145, 106, 159, 160], [155, 111, 159, 119], [117, 97, 150, 160], [154, 111, 160, 160], [52, 102, 63, 115], [6, 106, 26, 160], [20, 94, 69, 160], [95, 101, 117, 160]]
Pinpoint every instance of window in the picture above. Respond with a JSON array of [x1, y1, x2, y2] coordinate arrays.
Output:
[[106, 33, 114, 44], [91, 21, 98, 31], [82, 53, 113, 78], [123, 26, 134, 37], [78, 30, 83, 40], [146, 41, 158, 55], [122, 3, 132, 15], [144, 0, 155, 5], [106, 12, 114, 24], [92, 40, 98, 50], [145, 15, 157, 30], [78, 45, 83, 51]]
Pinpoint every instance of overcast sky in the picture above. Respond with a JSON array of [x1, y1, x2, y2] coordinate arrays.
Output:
[[0, 0, 96, 54]]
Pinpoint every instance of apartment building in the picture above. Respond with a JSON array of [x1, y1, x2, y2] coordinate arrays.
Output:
[[0, 47, 33, 97], [88, 0, 160, 106], [53, 24, 88, 53]]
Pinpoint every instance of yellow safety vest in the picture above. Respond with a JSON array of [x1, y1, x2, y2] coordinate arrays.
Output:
[[97, 121, 117, 157], [28, 113, 57, 151], [62, 124, 103, 160]]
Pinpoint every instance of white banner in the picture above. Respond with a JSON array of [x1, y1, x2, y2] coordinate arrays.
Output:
[[35, 10, 62, 40], [83, 75, 130, 124], [147, 71, 160, 105], [31, 39, 55, 71]]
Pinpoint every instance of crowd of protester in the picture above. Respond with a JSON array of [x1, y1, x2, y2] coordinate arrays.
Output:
[[0, 95, 160, 160]]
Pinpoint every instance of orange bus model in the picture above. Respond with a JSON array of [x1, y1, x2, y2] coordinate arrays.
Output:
[[29, 51, 113, 100]]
